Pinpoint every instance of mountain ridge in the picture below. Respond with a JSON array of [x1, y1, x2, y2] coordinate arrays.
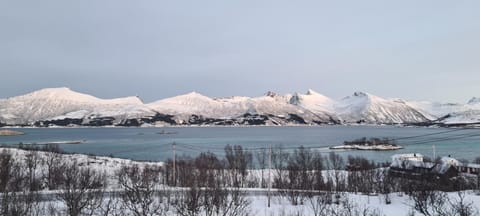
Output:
[[0, 87, 478, 127]]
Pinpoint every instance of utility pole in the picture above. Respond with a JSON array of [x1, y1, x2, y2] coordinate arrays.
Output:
[[477, 172, 479, 194], [268, 145, 272, 208], [433, 144, 436, 162], [173, 142, 176, 186]]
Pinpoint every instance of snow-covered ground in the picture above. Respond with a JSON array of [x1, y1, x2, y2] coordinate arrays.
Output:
[[17, 190, 480, 216], [1, 147, 479, 215], [0, 147, 163, 190], [250, 191, 480, 216]]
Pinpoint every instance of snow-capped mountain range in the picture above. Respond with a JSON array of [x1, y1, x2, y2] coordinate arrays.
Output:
[[0, 87, 478, 127]]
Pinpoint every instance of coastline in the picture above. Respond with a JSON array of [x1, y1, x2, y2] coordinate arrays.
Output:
[[0, 123, 431, 129]]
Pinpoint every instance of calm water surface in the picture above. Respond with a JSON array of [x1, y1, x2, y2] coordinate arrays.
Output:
[[0, 126, 479, 162]]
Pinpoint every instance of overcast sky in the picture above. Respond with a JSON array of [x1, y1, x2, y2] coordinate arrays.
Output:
[[1, 1, 479, 103]]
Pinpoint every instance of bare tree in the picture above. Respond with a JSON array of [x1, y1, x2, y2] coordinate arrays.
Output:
[[272, 146, 289, 189], [306, 191, 332, 216], [217, 188, 250, 216], [57, 160, 106, 216], [255, 148, 267, 188], [176, 185, 202, 216], [0, 149, 46, 216], [225, 145, 252, 188], [282, 146, 320, 205], [409, 181, 450, 216], [168, 156, 196, 187], [378, 168, 393, 204], [328, 152, 345, 200], [203, 185, 250, 216], [311, 152, 325, 191], [0, 149, 12, 193], [44, 150, 66, 190], [0, 149, 29, 216], [25, 150, 42, 191], [449, 191, 478, 216], [117, 164, 168, 216], [195, 152, 225, 188], [98, 191, 125, 216]]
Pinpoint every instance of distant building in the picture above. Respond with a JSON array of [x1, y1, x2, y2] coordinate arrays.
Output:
[[390, 153, 480, 180], [389, 153, 458, 179], [456, 163, 480, 175], [392, 153, 424, 163]]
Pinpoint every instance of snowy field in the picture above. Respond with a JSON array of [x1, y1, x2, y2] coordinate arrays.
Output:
[[249, 191, 480, 216], [4, 188, 480, 215], [0, 147, 479, 215]]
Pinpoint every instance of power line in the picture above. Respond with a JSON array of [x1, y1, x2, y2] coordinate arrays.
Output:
[[172, 129, 480, 154], [109, 143, 172, 155], [405, 133, 480, 146], [107, 127, 480, 158], [389, 128, 470, 141]]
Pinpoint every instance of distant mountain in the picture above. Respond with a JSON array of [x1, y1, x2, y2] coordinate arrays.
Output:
[[467, 97, 480, 105], [335, 92, 429, 124], [289, 89, 336, 114], [148, 91, 248, 118], [404, 101, 461, 120], [0, 87, 156, 126], [1, 87, 479, 127], [436, 110, 480, 125], [406, 97, 480, 126], [148, 91, 338, 125]]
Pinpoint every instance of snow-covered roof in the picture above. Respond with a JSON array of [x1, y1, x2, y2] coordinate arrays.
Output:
[[440, 156, 460, 166], [391, 153, 466, 175], [390, 153, 428, 169], [432, 157, 461, 174], [391, 153, 424, 161]]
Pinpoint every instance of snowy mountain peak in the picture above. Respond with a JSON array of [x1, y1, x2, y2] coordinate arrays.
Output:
[[20, 87, 101, 103], [186, 91, 200, 96], [17, 87, 143, 105], [175, 91, 211, 100], [289, 94, 301, 105], [288, 90, 335, 113], [336, 92, 429, 124], [0, 88, 154, 125], [148, 92, 211, 105], [28, 87, 70, 95], [1, 87, 474, 126], [353, 92, 368, 97], [107, 96, 144, 105], [467, 97, 480, 105], [265, 91, 277, 97], [306, 89, 320, 95]]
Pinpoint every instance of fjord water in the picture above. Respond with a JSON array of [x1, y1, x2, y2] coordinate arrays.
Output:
[[0, 126, 478, 162]]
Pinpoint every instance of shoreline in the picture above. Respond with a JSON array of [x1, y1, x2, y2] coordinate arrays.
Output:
[[0, 123, 433, 129]]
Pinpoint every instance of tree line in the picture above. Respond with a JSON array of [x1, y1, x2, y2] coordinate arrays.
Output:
[[0, 144, 479, 216]]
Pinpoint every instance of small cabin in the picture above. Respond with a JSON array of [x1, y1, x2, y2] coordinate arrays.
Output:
[[389, 153, 459, 179]]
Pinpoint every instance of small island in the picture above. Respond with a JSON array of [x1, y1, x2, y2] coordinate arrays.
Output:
[[330, 137, 403, 151], [0, 129, 25, 136]]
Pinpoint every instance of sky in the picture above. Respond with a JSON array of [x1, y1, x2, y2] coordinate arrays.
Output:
[[1, 0, 479, 103]]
